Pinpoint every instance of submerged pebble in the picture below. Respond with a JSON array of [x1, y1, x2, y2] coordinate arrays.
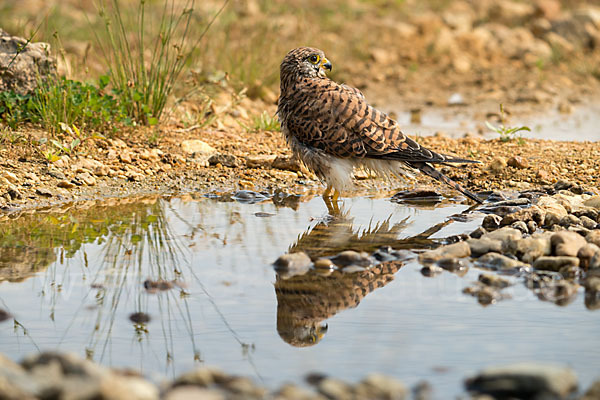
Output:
[[129, 312, 151, 324]]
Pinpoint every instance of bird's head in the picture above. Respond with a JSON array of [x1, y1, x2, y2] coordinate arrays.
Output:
[[280, 47, 332, 83]]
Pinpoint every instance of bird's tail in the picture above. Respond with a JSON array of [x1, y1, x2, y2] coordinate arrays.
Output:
[[414, 162, 483, 204]]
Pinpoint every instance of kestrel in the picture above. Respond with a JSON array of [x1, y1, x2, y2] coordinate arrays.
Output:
[[277, 47, 482, 206]]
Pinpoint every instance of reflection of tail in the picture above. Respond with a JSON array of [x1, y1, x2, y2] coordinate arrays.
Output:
[[414, 162, 483, 204]]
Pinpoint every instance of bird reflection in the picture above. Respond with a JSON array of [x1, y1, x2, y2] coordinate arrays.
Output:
[[274, 201, 457, 347]]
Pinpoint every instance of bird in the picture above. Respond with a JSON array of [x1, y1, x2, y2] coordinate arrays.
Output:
[[276, 47, 483, 208]]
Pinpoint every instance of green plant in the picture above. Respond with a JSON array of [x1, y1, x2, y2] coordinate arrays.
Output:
[[94, 0, 227, 126], [485, 104, 530, 143], [252, 111, 280, 132]]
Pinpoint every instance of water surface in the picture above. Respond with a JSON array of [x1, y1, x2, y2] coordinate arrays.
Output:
[[0, 193, 598, 398]]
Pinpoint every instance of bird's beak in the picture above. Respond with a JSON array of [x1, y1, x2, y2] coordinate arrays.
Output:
[[321, 58, 332, 71]]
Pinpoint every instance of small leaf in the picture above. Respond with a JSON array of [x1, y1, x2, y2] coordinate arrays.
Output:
[[148, 117, 158, 126], [72, 124, 81, 138]]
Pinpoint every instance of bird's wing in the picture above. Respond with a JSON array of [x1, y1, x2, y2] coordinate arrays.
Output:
[[288, 79, 473, 164]]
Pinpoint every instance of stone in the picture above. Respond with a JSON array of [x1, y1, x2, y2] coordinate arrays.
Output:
[[418, 241, 470, 264], [0, 29, 56, 95], [76, 172, 96, 186], [355, 373, 407, 400], [479, 273, 512, 289], [129, 312, 151, 324], [559, 214, 581, 228], [470, 227, 487, 239], [272, 155, 302, 172], [273, 383, 316, 400], [318, 378, 353, 400], [500, 206, 544, 226], [465, 363, 578, 399], [0, 353, 37, 400], [488, 157, 507, 173], [467, 238, 503, 256], [580, 380, 600, 400], [580, 216, 597, 230], [507, 156, 529, 169], [57, 180, 75, 189], [490, 1, 536, 24], [245, 154, 277, 168], [583, 196, 600, 209], [208, 154, 241, 168], [511, 221, 529, 234], [586, 230, 600, 247], [551, 231, 587, 256], [476, 252, 528, 270], [533, 256, 579, 271], [273, 252, 312, 277], [331, 250, 372, 268], [313, 258, 334, 269], [421, 264, 443, 277], [436, 257, 468, 273], [181, 140, 217, 166], [173, 368, 225, 387], [482, 214, 502, 230], [513, 233, 552, 263], [577, 243, 600, 269], [535, 0, 562, 20], [463, 284, 503, 306]]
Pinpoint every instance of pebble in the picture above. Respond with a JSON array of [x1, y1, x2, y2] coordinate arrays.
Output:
[[463, 284, 503, 306], [418, 241, 471, 264], [331, 250, 372, 268], [0, 308, 12, 322], [317, 377, 353, 400], [421, 264, 444, 277], [355, 373, 407, 400], [245, 154, 277, 168], [488, 157, 507, 173], [583, 196, 600, 209], [465, 362, 578, 399], [580, 216, 597, 230], [57, 180, 75, 189], [469, 227, 487, 239], [436, 257, 468, 273], [313, 258, 334, 269], [476, 252, 528, 270], [511, 221, 528, 234], [532, 256, 579, 271], [164, 386, 225, 400], [577, 243, 600, 269], [272, 155, 302, 172], [482, 214, 502, 230], [507, 156, 529, 169], [586, 230, 600, 247], [467, 237, 503, 256], [208, 154, 240, 168], [479, 273, 511, 289], [581, 379, 600, 400], [550, 231, 586, 256], [35, 188, 53, 197], [273, 252, 312, 277], [129, 312, 151, 324]]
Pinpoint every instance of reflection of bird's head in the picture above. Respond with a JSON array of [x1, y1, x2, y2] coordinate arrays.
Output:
[[277, 320, 328, 347], [281, 47, 332, 81]]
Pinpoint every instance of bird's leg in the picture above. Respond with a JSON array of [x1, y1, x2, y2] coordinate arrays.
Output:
[[322, 185, 333, 198], [332, 189, 340, 203]]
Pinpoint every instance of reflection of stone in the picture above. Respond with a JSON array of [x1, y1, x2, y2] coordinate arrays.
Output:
[[0, 246, 56, 282], [275, 260, 403, 347]]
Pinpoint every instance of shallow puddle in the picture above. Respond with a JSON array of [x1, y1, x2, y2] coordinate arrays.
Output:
[[0, 193, 598, 398]]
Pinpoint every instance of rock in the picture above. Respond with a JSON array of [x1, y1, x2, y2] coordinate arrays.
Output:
[[583, 196, 600, 209], [317, 378, 353, 400], [442, 1, 475, 32], [465, 362, 578, 399], [0, 353, 36, 400], [274, 383, 317, 400], [331, 250, 372, 268], [463, 284, 504, 306], [418, 241, 470, 264], [577, 243, 600, 269], [35, 188, 53, 197], [580, 380, 600, 400], [172, 368, 225, 387], [470, 227, 487, 239], [0, 29, 56, 95], [507, 156, 529, 169], [513, 233, 552, 263], [222, 376, 266, 398], [313, 258, 334, 269], [533, 256, 579, 271], [580, 216, 597, 230], [535, 0, 562, 20], [164, 386, 225, 400], [180, 140, 217, 166], [479, 273, 512, 289], [483, 227, 522, 243], [272, 155, 302, 172], [511, 221, 529, 234], [527, 221, 538, 234], [551, 231, 587, 256], [545, 31, 575, 54], [584, 277, 600, 310], [245, 154, 277, 168], [421, 264, 443, 277], [559, 214, 581, 228], [436, 257, 468, 273], [500, 206, 544, 226], [587, 230, 600, 247], [273, 252, 312, 277], [476, 252, 528, 270], [208, 154, 241, 168], [490, 1, 536, 25], [482, 214, 502, 230], [129, 312, 151, 324], [488, 157, 507, 173], [355, 373, 407, 400], [232, 190, 269, 204], [468, 237, 503, 256], [76, 172, 96, 186], [57, 180, 75, 189]]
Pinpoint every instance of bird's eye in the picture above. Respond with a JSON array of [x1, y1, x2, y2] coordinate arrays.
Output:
[[308, 54, 320, 64]]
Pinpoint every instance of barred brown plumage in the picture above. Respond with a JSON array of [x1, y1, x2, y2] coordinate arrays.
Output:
[[277, 47, 483, 206]]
